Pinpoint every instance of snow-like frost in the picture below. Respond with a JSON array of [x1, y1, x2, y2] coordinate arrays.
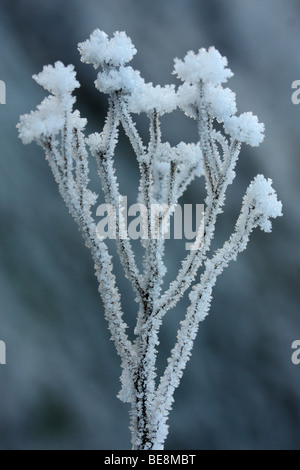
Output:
[[78, 29, 137, 68], [95, 66, 143, 94], [244, 174, 283, 231], [17, 28, 282, 451], [224, 112, 265, 146], [33, 62, 79, 95], [204, 83, 237, 123], [177, 83, 199, 119], [86, 132, 102, 154], [17, 96, 65, 144], [69, 110, 87, 131], [174, 47, 233, 85], [176, 142, 203, 172], [128, 83, 177, 115]]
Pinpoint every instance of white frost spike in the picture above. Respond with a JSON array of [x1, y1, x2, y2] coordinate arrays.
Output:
[[17, 29, 282, 451], [174, 46, 233, 85]]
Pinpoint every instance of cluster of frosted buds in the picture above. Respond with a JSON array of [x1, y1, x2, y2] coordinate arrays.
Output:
[[175, 47, 264, 147]]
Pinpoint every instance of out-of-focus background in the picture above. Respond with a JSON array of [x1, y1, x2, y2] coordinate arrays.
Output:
[[0, 0, 299, 450]]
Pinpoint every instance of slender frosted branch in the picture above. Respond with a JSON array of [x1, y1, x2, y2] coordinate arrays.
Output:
[[44, 134, 136, 378], [93, 98, 145, 299], [154, 210, 259, 445]]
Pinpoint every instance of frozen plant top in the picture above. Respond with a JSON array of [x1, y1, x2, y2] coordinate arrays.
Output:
[[224, 112, 265, 147], [174, 47, 264, 146], [18, 29, 265, 146], [78, 29, 137, 68], [18, 62, 83, 144], [76, 30, 264, 143], [174, 47, 233, 85], [33, 61, 80, 98], [244, 174, 283, 232]]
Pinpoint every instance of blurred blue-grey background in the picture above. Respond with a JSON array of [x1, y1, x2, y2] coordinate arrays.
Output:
[[0, 0, 299, 450]]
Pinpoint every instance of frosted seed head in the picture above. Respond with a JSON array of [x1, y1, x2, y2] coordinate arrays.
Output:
[[128, 83, 178, 115], [176, 142, 203, 171], [95, 66, 144, 94], [86, 132, 106, 155], [245, 175, 283, 232], [85, 189, 98, 208], [177, 83, 199, 119], [78, 29, 137, 69], [33, 62, 79, 98], [78, 29, 108, 68], [224, 112, 265, 146], [174, 47, 233, 85], [203, 83, 237, 123], [17, 96, 65, 144], [70, 109, 87, 131], [110, 31, 137, 65]]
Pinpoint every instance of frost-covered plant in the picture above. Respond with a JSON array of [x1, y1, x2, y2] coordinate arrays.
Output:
[[17, 30, 282, 450]]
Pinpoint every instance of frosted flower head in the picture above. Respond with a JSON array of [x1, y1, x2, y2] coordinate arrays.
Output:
[[177, 83, 199, 119], [86, 132, 103, 154], [33, 62, 79, 98], [244, 175, 282, 232], [224, 112, 265, 147], [95, 66, 144, 94], [69, 109, 87, 131], [203, 83, 237, 123], [128, 83, 178, 115], [78, 29, 137, 69], [174, 47, 233, 85], [17, 96, 65, 144], [176, 142, 201, 164], [154, 142, 176, 162]]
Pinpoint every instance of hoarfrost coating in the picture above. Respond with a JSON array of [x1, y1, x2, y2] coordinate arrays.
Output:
[[17, 29, 282, 450]]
